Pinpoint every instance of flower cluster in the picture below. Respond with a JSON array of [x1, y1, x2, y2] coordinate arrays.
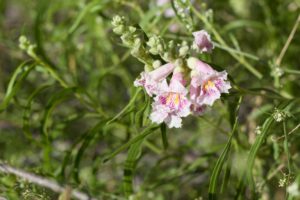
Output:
[[134, 31, 231, 128], [112, 16, 231, 128]]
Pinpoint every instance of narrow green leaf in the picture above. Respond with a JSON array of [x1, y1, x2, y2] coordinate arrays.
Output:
[[245, 116, 274, 189], [235, 101, 294, 197], [160, 123, 168, 150], [208, 96, 242, 199], [135, 94, 149, 127], [220, 162, 231, 193], [23, 84, 52, 140], [41, 87, 77, 171], [106, 88, 142, 125], [73, 120, 107, 183], [0, 61, 35, 112], [59, 123, 93, 180], [103, 125, 159, 163], [143, 98, 151, 126], [42, 87, 77, 137], [123, 140, 143, 197], [283, 120, 292, 199], [68, 0, 109, 35]]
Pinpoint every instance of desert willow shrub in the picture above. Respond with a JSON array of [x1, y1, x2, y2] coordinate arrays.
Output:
[[1, 0, 300, 199]]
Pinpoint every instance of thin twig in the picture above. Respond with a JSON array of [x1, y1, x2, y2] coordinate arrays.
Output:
[[274, 122, 300, 141], [0, 163, 97, 200], [267, 164, 285, 180], [276, 14, 300, 66]]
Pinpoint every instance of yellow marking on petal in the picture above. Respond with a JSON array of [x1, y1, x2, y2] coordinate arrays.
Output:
[[174, 94, 180, 105], [204, 80, 215, 91], [166, 93, 180, 106]]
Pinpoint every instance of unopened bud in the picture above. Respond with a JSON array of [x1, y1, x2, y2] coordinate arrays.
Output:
[[112, 15, 125, 27], [179, 45, 189, 57], [152, 60, 161, 69], [113, 25, 125, 35], [187, 57, 198, 70]]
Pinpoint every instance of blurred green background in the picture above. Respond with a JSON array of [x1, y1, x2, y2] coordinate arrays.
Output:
[[0, 0, 300, 199]]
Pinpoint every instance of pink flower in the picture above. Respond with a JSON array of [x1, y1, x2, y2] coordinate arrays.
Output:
[[134, 63, 175, 96], [150, 73, 191, 128], [193, 30, 214, 53], [188, 57, 231, 106], [156, 0, 175, 17], [169, 23, 180, 33], [156, 0, 169, 6]]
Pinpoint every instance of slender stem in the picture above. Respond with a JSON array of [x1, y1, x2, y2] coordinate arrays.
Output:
[[274, 122, 300, 141], [283, 68, 300, 75], [103, 125, 160, 163], [276, 14, 300, 66], [36, 59, 106, 116], [213, 42, 260, 61], [283, 121, 291, 198], [145, 140, 162, 154], [0, 162, 96, 200]]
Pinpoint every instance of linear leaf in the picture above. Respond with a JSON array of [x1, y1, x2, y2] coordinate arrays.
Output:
[[123, 139, 143, 197], [235, 101, 294, 198], [106, 88, 142, 125], [41, 87, 77, 171], [103, 125, 159, 163], [160, 123, 168, 150], [0, 61, 35, 112], [23, 84, 52, 140], [208, 96, 242, 199], [72, 120, 107, 183]]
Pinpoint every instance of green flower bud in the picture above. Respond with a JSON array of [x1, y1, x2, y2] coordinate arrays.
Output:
[[179, 45, 189, 57], [144, 64, 153, 72], [152, 60, 161, 69], [133, 38, 141, 47], [147, 35, 164, 55], [27, 44, 37, 58], [187, 57, 198, 70], [162, 52, 173, 62], [147, 36, 157, 47], [272, 108, 291, 122], [121, 33, 134, 46], [128, 26, 136, 34], [113, 25, 125, 35], [168, 40, 175, 49], [112, 15, 125, 27], [19, 35, 30, 50]]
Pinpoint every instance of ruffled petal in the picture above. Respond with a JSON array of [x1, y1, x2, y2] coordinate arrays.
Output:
[[165, 115, 182, 128], [198, 87, 221, 106], [169, 79, 188, 95], [178, 103, 191, 117], [150, 105, 169, 124]]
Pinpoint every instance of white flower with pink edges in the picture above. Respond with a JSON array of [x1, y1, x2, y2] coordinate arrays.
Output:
[[187, 57, 231, 107]]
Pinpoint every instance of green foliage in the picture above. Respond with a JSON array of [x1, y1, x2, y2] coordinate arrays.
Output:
[[1, 0, 300, 199]]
